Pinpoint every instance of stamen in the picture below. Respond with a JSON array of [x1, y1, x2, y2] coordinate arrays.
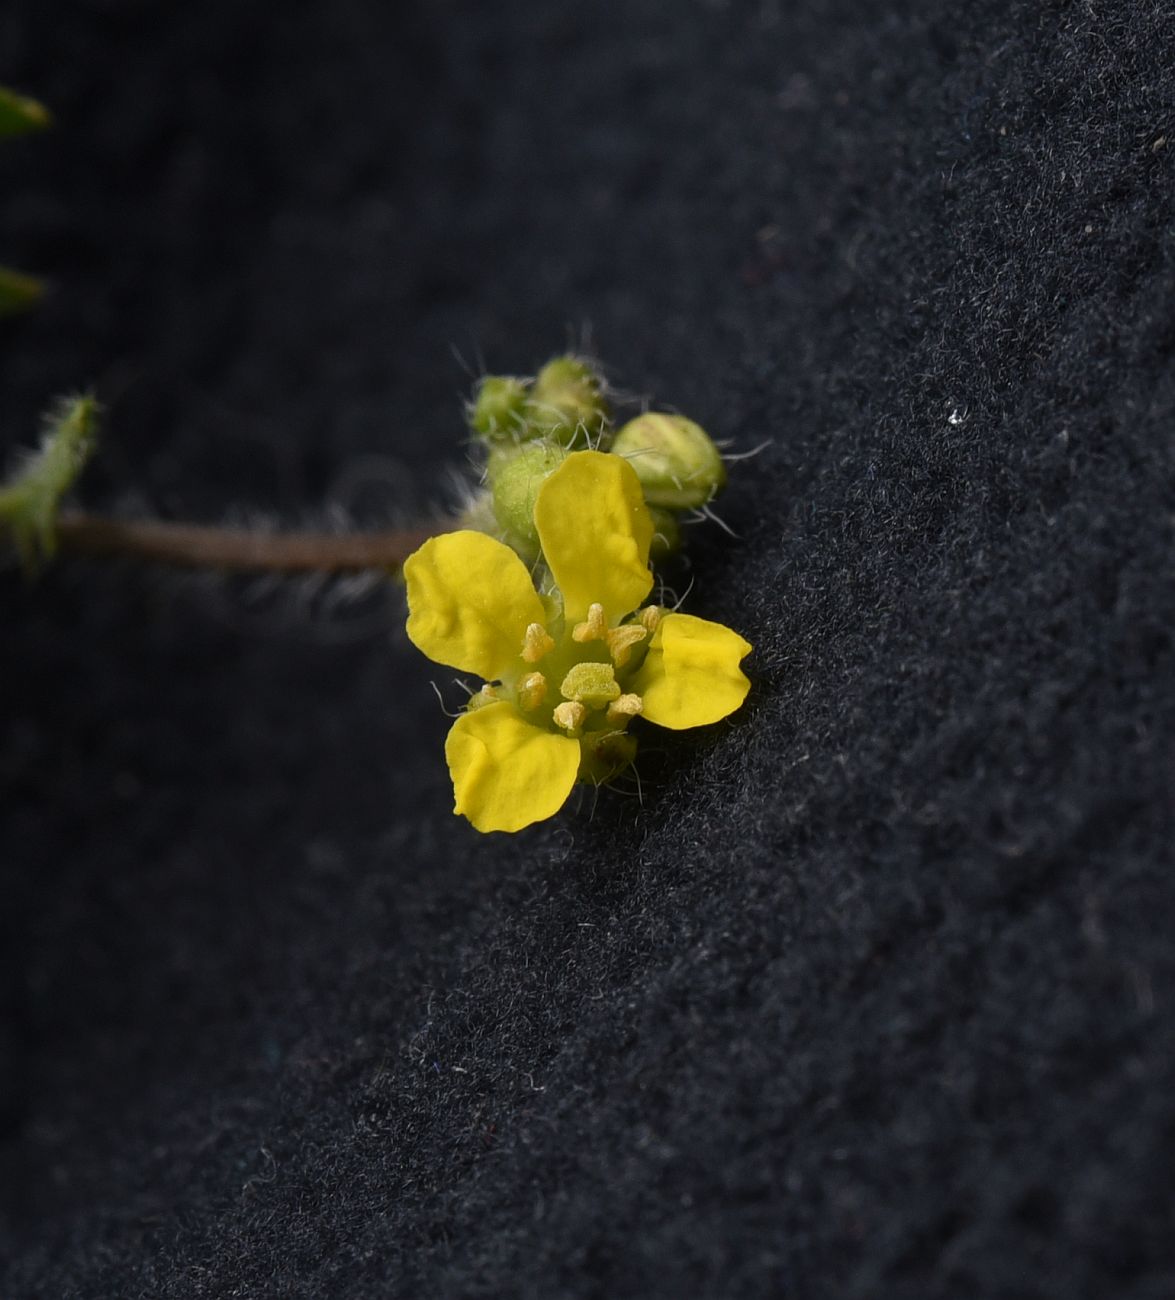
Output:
[[605, 623, 646, 667], [560, 662, 621, 708], [552, 701, 587, 733], [572, 602, 608, 644], [517, 671, 548, 712], [606, 693, 643, 725], [467, 685, 500, 711], [521, 622, 556, 663], [638, 605, 664, 635]]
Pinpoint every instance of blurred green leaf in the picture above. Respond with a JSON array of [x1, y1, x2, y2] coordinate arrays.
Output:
[[0, 265, 44, 318], [0, 395, 100, 570], [0, 85, 51, 138]]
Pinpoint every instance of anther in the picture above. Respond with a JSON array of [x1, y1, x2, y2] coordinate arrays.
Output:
[[552, 701, 587, 733], [521, 622, 556, 663], [467, 685, 500, 711], [638, 605, 664, 635], [572, 602, 608, 644], [517, 672, 548, 711], [606, 693, 643, 725], [605, 623, 647, 667]]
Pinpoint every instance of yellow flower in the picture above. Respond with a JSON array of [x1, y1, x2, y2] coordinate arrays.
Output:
[[404, 450, 752, 833]]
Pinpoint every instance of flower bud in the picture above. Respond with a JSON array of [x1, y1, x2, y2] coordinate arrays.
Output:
[[468, 375, 529, 443], [524, 356, 610, 449], [486, 440, 567, 555], [610, 413, 726, 509]]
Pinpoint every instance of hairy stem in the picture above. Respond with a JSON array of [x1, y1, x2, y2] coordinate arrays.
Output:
[[52, 510, 447, 574]]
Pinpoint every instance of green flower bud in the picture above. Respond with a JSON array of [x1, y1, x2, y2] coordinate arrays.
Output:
[[468, 375, 529, 443], [524, 356, 610, 449], [486, 440, 567, 555], [610, 412, 726, 510]]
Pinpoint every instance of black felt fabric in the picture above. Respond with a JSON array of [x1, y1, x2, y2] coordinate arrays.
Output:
[[2, 0, 1174, 1296]]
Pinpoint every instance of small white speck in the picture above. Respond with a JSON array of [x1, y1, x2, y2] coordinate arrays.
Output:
[[947, 406, 968, 426]]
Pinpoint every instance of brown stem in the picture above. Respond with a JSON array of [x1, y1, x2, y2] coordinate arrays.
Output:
[[53, 510, 448, 574]]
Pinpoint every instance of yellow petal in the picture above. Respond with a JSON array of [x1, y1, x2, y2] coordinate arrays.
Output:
[[630, 613, 752, 730], [445, 701, 581, 833], [404, 531, 546, 680], [533, 450, 654, 623]]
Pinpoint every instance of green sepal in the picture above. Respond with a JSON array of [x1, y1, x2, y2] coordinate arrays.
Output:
[[0, 86, 51, 138], [577, 727, 638, 787], [0, 395, 100, 571], [648, 505, 681, 560]]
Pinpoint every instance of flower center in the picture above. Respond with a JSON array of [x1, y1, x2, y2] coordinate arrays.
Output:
[[510, 599, 662, 737]]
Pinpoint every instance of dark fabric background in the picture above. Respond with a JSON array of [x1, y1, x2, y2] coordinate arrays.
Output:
[[2, 1, 1173, 1296]]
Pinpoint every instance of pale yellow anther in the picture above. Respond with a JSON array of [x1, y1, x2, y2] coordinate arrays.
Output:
[[638, 605, 665, 635], [572, 602, 608, 644], [467, 685, 501, 711], [521, 622, 556, 663], [552, 700, 587, 733], [517, 671, 548, 712], [606, 693, 644, 726], [560, 662, 621, 708], [605, 622, 647, 667]]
